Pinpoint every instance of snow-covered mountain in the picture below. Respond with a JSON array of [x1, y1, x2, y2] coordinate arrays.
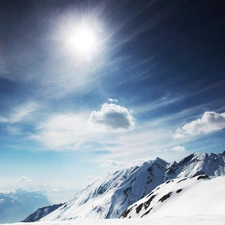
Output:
[[29, 152, 224, 221], [40, 157, 169, 221], [22, 203, 64, 222], [165, 151, 225, 179], [0, 189, 50, 223], [120, 175, 225, 218]]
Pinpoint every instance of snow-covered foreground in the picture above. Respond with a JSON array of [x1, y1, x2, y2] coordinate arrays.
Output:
[[2, 215, 225, 225], [121, 175, 225, 218]]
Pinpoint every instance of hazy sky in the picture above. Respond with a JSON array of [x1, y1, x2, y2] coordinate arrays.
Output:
[[0, 0, 225, 203]]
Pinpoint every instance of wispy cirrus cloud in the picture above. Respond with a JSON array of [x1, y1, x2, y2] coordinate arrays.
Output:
[[0, 101, 39, 125], [174, 111, 225, 139], [0, 101, 40, 137], [33, 113, 89, 149], [100, 160, 126, 169]]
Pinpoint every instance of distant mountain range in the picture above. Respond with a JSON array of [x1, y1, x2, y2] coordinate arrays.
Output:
[[0, 189, 50, 223], [23, 152, 225, 222]]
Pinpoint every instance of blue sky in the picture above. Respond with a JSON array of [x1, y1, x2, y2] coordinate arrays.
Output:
[[0, 0, 225, 203]]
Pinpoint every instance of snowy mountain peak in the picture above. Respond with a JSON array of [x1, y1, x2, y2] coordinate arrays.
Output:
[[165, 152, 225, 179], [26, 152, 225, 222]]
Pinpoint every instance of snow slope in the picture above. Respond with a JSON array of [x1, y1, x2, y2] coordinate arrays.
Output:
[[1, 215, 225, 225], [120, 175, 225, 218], [28, 152, 225, 221], [40, 158, 170, 220]]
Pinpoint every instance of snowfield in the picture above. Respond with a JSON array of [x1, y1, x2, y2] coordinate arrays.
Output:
[[2, 215, 225, 225], [121, 175, 225, 218]]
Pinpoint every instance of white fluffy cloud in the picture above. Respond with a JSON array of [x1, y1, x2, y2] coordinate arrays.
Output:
[[171, 145, 186, 152], [33, 102, 134, 150], [174, 111, 225, 139], [89, 103, 134, 131], [108, 98, 118, 103], [159, 145, 186, 153]]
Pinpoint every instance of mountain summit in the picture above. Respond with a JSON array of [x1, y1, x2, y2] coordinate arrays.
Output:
[[24, 152, 225, 222]]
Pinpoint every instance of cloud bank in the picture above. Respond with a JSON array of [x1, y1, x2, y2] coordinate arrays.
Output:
[[34, 113, 89, 149], [34, 102, 134, 150], [174, 111, 225, 139]]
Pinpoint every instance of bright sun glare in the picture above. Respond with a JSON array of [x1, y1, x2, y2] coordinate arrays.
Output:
[[65, 24, 96, 58], [74, 27, 95, 52]]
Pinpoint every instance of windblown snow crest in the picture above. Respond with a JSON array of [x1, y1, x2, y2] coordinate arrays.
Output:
[[25, 152, 225, 221]]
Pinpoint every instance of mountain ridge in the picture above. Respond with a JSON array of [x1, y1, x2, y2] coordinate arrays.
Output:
[[23, 151, 225, 222]]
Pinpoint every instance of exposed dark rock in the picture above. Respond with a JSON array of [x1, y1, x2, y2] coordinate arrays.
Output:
[[166, 162, 178, 175], [144, 194, 156, 209], [166, 179, 174, 184], [146, 191, 154, 198], [147, 166, 153, 174], [192, 171, 206, 177], [177, 178, 187, 183], [197, 174, 209, 180], [120, 204, 136, 218], [158, 192, 172, 202], [136, 203, 143, 214], [141, 207, 153, 218], [176, 189, 183, 193]]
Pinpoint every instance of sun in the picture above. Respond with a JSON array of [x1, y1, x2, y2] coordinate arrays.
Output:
[[65, 24, 97, 59], [73, 26, 95, 53]]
